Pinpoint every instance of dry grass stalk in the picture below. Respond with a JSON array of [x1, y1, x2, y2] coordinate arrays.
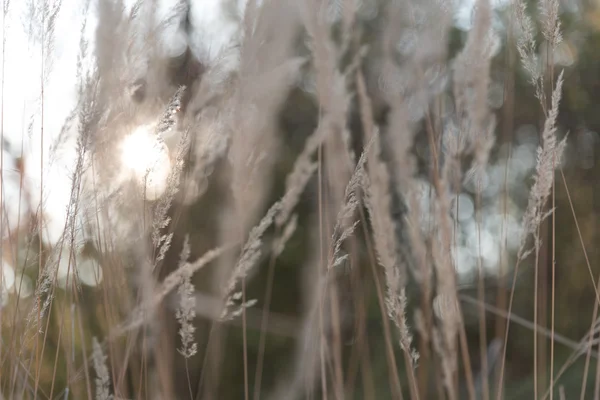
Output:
[[0, 0, 583, 398], [519, 71, 566, 258], [363, 128, 418, 363], [112, 245, 232, 337], [175, 235, 197, 359], [328, 134, 373, 269]]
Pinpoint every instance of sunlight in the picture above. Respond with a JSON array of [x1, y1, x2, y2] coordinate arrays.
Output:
[[120, 124, 172, 201]]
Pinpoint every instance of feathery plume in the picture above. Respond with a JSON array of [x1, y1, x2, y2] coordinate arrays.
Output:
[[520, 71, 566, 256], [329, 133, 375, 269], [275, 127, 322, 228], [152, 125, 191, 267], [156, 86, 185, 138], [92, 337, 113, 400], [176, 236, 197, 358], [221, 201, 282, 320], [514, 0, 545, 107], [363, 128, 417, 362], [539, 0, 562, 48]]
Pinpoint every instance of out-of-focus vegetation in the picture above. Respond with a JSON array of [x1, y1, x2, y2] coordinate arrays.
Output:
[[2, 0, 600, 398]]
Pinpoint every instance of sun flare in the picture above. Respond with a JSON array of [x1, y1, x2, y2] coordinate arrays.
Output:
[[120, 124, 172, 201]]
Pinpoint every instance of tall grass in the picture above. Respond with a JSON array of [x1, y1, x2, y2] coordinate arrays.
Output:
[[0, 0, 595, 398]]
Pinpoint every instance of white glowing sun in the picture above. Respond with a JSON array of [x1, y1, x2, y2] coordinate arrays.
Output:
[[120, 124, 172, 200]]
